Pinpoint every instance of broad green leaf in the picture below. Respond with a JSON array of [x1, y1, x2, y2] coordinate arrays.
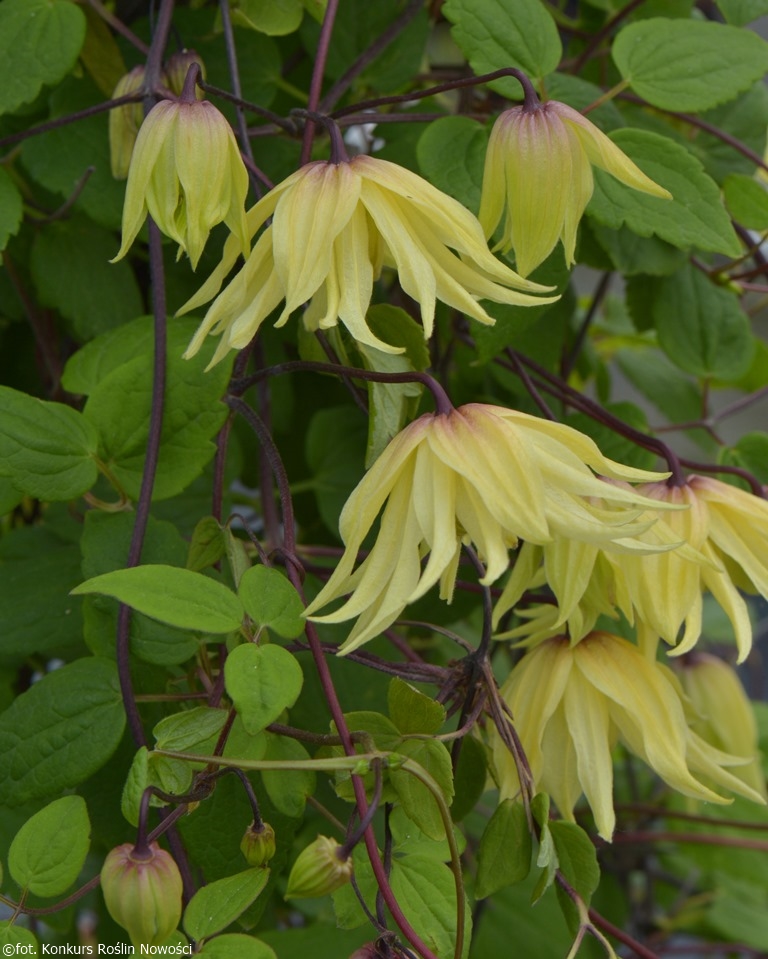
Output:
[[198, 934, 277, 959], [613, 18, 768, 112], [359, 305, 429, 466], [225, 644, 303, 734], [0, 526, 84, 662], [692, 81, 768, 185], [184, 867, 270, 940], [705, 874, 768, 949], [0, 168, 23, 252], [77, 318, 232, 501], [544, 73, 624, 133], [616, 346, 703, 426], [80, 511, 199, 666], [238, 566, 305, 639], [0, 924, 38, 955], [588, 130, 741, 257], [391, 854, 471, 959], [0, 658, 125, 806], [305, 406, 367, 537], [443, 0, 561, 89], [8, 797, 90, 897], [531, 793, 558, 902], [549, 820, 599, 905], [121, 747, 194, 826], [20, 77, 125, 230], [589, 222, 687, 277], [390, 739, 454, 841], [476, 799, 532, 898], [30, 217, 143, 340], [716, 0, 768, 25], [187, 517, 227, 572], [153, 708, 229, 751], [231, 0, 303, 35], [388, 678, 446, 735], [0, 386, 99, 501], [0, 0, 86, 114], [652, 265, 754, 381], [79, 2, 126, 95], [723, 174, 768, 229], [417, 116, 487, 215], [720, 432, 768, 485], [72, 565, 245, 634], [451, 734, 488, 823], [261, 733, 315, 817]]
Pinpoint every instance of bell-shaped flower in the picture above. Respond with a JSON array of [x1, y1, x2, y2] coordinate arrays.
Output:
[[304, 404, 674, 655], [479, 99, 671, 277], [490, 632, 764, 840], [178, 155, 557, 367], [677, 652, 767, 799], [112, 94, 250, 269]]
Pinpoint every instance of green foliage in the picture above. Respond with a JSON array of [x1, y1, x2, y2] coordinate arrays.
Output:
[[8, 796, 90, 897], [183, 867, 270, 940]]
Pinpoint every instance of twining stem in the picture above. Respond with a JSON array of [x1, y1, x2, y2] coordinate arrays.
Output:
[[301, 0, 341, 164]]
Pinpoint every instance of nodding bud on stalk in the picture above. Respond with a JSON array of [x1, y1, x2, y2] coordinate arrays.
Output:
[[240, 821, 276, 867], [284, 836, 353, 899], [109, 66, 149, 180], [165, 50, 206, 99], [100, 843, 183, 947]]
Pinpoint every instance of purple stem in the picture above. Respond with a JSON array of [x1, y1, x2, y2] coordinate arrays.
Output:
[[301, 0, 341, 165]]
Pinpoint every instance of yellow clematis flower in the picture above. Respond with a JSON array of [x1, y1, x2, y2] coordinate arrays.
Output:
[[178, 155, 557, 367], [490, 632, 764, 840], [479, 99, 671, 277], [304, 404, 673, 655], [109, 67, 148, 180], [112, 96, 250, 270], [677, 652, 767, 799]]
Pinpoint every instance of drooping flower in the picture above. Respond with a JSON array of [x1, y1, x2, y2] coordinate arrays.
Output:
[[490, 632, 764, 840], [178, 155, 557, 367], [676, 652, 767, 799], [112, 92, 250, 269], [479, 98, 671, 277], [109, 67, 148, 180], [304, 404, 674, 655], [607, 476, 768, 663]]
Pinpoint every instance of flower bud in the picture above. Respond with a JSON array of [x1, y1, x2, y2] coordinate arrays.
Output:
[[101, 842, 183, 946], [165, 51, 206, 99], [240, 821, 276, 867], [284, 836, 353, 899], [109, 67, 147, 180]]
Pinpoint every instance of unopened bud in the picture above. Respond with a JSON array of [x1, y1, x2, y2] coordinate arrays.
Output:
[[165, 51, 206, 99], [284, 836, 353, 899], [240, 821, 276, 866], [100, 842, 182, 946], [109, 67, 147, 179]]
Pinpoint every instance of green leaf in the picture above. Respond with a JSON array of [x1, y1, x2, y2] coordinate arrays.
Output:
[[588, 130, 741, 257], [74, 317, 232, 501], [224, 644, 304, 734], [720, 432, 768, 485], [261, 733, 315, 818], [390, 739, 454, 841], [184, 867, 270, 941], [8, 797, 90, 897], [416, 116, 487, 215], [238, 566, 305, 639], [72, 565, 245, 634], [121, 747, 194, 826], [652, 265, 754, 381], [153, 708, 229, 751], [231, 0, 303, 35], [544, 73, 625, 133], [30, 217, 143, 340], [388, 678, 446, 735], [198, 934, 277, 959], [692, 81, 768, 185], [187, 517, 228, 572], [716, 0, 768, 26], [0, 168, 23, 252], [567, 402, 658, 471], [723, 174, 768, 229], [616, 346, 702, 427], [0, 658, 125, 806], [476, 799, 532, 898], [358, 305, 429, 467], [451, 734, 488, 823], [0, 0, 86, 114], [305, 406, 367, 537], [549, 820, 599, 905], [0, 527, 84, 662], [443, 0, 561, 89], [0, 386, 99, 501], [0, 924, 39, 956], [391, 854, 471, 959], [589, 222, 687, 277], [613, 17, 768, 112], [20, 77, 126, 230], [531, 793, 558, 902]]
